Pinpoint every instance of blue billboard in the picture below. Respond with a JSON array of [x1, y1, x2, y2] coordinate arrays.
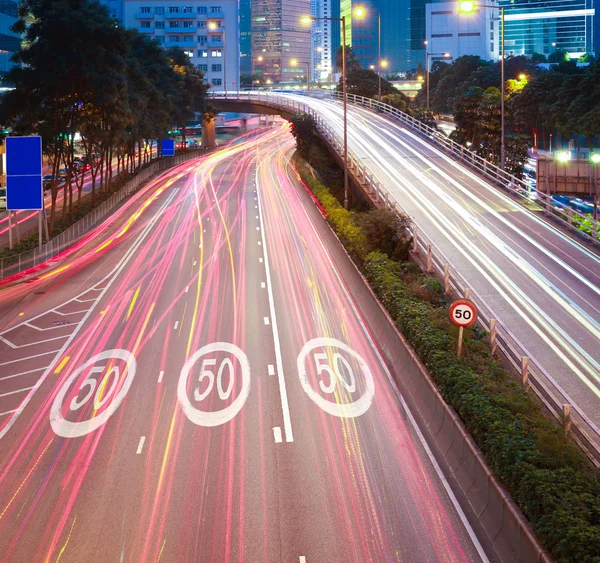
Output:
[[6, 136, 43, 211], [161, 139, 175, 157]]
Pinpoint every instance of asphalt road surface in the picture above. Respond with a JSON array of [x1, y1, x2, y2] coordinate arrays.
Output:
[[0, 125, 489, 562], [280, 93, 600, 431]]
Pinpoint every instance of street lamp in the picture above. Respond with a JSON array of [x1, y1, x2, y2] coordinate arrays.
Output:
[[458, 0, 506, 168], [209, 20, 226, 93], [426, 52, 450, 109], [290, 58, 310, 90], [302, 6, 365, 210]]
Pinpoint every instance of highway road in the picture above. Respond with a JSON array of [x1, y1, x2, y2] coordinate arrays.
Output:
[[278, 93, 600, 431], [0, 125, 488, 561]]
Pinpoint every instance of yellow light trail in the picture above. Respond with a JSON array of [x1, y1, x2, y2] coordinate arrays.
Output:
[[53, 356, 70, 374], [126, 286, 141, 321]]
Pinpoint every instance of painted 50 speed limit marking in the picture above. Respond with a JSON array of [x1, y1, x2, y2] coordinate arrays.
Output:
[[50, 349, 137, 438], [297, 337, 375, 418], [178, 342, 251, 427]]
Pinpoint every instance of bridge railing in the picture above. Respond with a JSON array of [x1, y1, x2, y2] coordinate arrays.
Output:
[[210, 90, 600, 464], [210, 90, 599, 245]]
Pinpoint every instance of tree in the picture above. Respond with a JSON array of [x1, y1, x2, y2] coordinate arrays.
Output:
[[380, 93, 411, 114], [289, 113, 316, 160], [166, 47, 210, 149], [530, 52, 547, 63], [337, 68, 396, 99], [548, 49, 570, 63], [451, 86, 484, 145], [335, 45, 362, 73]]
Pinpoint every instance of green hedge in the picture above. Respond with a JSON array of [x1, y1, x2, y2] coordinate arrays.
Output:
[[294, 156, 600, 562]]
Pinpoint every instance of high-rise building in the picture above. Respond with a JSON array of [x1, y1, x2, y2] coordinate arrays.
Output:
[[339, 0, 428, 74], [498, 0, 595, 58], [426, 1, 499, 63], [0, 0, 21, 78], [122, 1, 239, 91], [251, 0, 311, 84], [311, 0, 336, 82], [240, 0, 252, 75]]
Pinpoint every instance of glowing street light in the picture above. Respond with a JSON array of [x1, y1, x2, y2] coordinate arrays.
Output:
[[590, 153, 600, 164], [518, 73, 527, 81], [458, 0, 506, 168], [556, 151, 571, 163]]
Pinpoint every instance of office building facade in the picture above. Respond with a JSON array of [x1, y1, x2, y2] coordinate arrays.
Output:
[[240, 0, 251, 75], [498, 0, 595, 58], [0, 0, 21, 78], [251, 0, 311, 84], [310, 0, 336, 82], [340, 0, 428, 74], [426, 1, 499, 63], [122, 0, 239, 91]]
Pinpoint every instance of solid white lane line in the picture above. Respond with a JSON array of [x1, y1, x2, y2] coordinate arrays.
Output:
[[173, 321, 179, 330], [273, 427, 282, 443], [264, 317, 270, 326], [0, 350, 60, 367], [136, 436, 146, 454], [158, 371, 164, 383], [268, 364, 275, 376], [0, 386, 35, 398], [0, 409, 17, 417], [255, 167, 294, 443], [0, 367, 45, 382]]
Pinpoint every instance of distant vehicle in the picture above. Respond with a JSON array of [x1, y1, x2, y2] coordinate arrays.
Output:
[[570, 198, 595, 215], [42, 174, 62, 190], [59, 168, 68, 179], [0, 187, 6, 210]]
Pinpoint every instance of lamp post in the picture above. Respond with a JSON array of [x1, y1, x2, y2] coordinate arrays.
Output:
[[458, 0, 506, 168], [426, 52, 450, 109], [209, 21, 226, 93], [291, 58, 310, 90], [302, 7, 365, 210]]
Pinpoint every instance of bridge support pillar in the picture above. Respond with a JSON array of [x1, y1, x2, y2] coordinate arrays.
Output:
[[202, 114, 216, 149]]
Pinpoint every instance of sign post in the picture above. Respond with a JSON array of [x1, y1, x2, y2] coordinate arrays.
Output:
[[449, 298, 478, 357], [6, 136, 43, 248]]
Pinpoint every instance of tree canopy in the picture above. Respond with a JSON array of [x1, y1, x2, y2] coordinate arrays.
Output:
[[337, 68, 396, 99], [0, 0, 209, 233]]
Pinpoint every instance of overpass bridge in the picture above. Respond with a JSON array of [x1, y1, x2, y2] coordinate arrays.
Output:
[[210, 90, 600, 463]]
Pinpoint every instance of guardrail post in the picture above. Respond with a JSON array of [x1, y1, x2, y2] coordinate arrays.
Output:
[[412, 226, 419, 254], [426, 245, 433, 272], [489, 319, 498, 355], [567, 208, 573, 225], [563, 404, 572, 435], [443, 264, 450, 294], [521, 356, 530, 390]]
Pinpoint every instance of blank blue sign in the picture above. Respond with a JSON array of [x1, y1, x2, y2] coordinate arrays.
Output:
[[6, 136, 43, 210], [161, 139, 175, 157]]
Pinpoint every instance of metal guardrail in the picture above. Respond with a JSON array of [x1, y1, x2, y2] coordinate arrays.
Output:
[[210, 90, 600, 464], [0, 150, 207, 281], [210, 90, 600, 245]]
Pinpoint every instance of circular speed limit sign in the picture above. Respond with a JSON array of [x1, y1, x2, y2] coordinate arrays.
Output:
[[449, 299, 478, 327]]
